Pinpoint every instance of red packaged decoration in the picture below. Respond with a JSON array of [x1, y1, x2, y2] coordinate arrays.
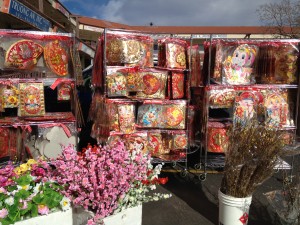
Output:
[[126, 69, 143, 92], [188, 45, 202, 87], [137, 104, 163, 128], [107, 102, 120, 132], [4, 40, 43, 70], [158, 38, 188, 69], [136, 70, 167, 99], [18, 82, 45, 117], [106, 67, 128, 97], [264, 92, 289, 127], [222, 43, 258, 85], [173, 133, 188, 149], [209, 88, 235, 108], [212, 40, 223, 83], [118, 104, 136, 134], [1, 84, 19, 108], [256, 42, 299, 84], [44, 40, 68, 76], [207, 122, 230, 153], [57, 82, 72, 101], [171, 72, 185, 99], [0, 127, 17, 160], [147, 132, 163, 156], [162, 101, 186, 129], [123, 132, 148, 154], [105, 33, 153, 67], [233, 91, 257, 124], [0, 94, 3, 112]]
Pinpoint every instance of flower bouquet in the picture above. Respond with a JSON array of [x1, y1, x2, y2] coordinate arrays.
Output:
[[51, 141, 170, 225], [219, 121, 285, 225], [0, 159, 71, 225]]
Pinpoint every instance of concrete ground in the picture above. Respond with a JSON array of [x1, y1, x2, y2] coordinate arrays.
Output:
[[142, 155, 300, 225]]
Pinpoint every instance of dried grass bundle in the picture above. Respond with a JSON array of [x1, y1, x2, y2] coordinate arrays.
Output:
[[220, 121, 285, 198]]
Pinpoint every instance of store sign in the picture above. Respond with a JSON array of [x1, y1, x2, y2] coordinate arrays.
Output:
[[8, 0, 51, 31]]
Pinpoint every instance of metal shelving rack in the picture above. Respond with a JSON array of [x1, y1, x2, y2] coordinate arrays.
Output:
[[197, 35, 300, 181], [98, 28, 200, 176]]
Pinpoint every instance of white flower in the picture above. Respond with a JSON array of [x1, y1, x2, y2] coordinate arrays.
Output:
[[4, 197, 14, 206], [163, 194, 171, 198], [17, 184, 31, 191], [33, 183, 41, 194], [60, 197, 71, 211], [149, 185, 156, 190], [153, 196, 159, 201]]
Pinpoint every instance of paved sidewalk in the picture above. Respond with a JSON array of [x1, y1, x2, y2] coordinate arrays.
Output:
[[142, 168, 292, 225]]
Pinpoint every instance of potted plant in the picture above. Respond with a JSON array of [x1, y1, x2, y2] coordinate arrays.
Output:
[[51, 141, 171, 225], [0, 159, 72, 225], [219, 121, 285, 225]]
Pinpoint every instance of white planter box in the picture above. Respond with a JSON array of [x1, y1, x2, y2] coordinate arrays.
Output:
[[73, 205, 142, 225], [14, 209, 72, 225]]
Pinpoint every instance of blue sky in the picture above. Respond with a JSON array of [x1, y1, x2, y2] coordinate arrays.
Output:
[[60, 0, 282, 26]]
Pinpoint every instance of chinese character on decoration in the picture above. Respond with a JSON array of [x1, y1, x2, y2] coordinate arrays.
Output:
[[239, 212, 249, 224]]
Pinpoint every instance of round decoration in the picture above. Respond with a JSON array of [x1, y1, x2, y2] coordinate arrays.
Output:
[[106, 38, 123, 63], [174, 135, 188, 149], [142, 74, 161, 95], [125, 40, 143, 63], [166, 106, 184, 127], [208, 128, 228, 153], [44, 40, 68, 76], [5, 40, 43, 69], [23, 85, 42, 115], [176, 51, 186, 67]]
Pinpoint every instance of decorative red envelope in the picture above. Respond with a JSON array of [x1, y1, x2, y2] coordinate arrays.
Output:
[[5, 40, 43, 70], [57, 83, 72, 101], [136, 70, 168, 99], [158, 38, 188, 69], [264, 92, 289, 127], [2, 84, 19, 108], [166, 40, 187, 69], [107, 102, 120, 132], [18, 82, 45, 117], [137, 104, 163, 128], [124, 132, 148, 154], [162, 102, 186, 129], [188, 45, 202, 87], [106, 67, 128, 97], [44, 40, 68, 76], [209, 88, 235, 108], [233, 91, 257, 124], [118, 104, 136, 134], [147, 132, 163, 156], [106, 34, 153, 67], [207, 122, 229, 153], [173, 134, 188, 149], [126, 70, 143, 92], [171, 72, 185, 99]]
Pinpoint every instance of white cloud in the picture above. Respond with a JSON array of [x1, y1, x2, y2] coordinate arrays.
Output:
[[96, 0, 283, 26], [63, 0, 283, 26]]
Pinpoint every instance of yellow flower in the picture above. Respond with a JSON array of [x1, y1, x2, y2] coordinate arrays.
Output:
[[13, 167, 22, 175], [19, 164, 29, 173], [26, 159, 37, 167]]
